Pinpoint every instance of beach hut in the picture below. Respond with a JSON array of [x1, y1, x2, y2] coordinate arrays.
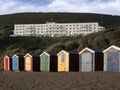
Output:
[[4, 55, 12, 71], [57, 50, 79, 72], [103, 45, 120, 72], [24, 53, 40, 71], [40, 52, 57, 72], [12, 54, 24, 71], [79, 47, 103, 72]]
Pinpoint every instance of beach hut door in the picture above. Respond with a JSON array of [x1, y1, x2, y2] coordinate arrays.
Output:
[[13, 57, 18, 71], [25, 57, 31, 71], [5, 58, 9, 71], [41, 55, 49, 71], [81, 52, 92, 72], [61, 54, 65, 71], [107, 50, 119, 72]]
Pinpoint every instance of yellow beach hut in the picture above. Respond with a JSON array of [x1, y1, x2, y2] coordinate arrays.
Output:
[[24, 53, 40, 71], [57, 50, 79, 72]]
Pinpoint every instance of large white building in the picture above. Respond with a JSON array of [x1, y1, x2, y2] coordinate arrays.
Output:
[[13, 22, 105, 37]]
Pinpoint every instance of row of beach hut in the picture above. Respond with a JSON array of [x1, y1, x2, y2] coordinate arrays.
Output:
[[4, 45, 120, 72]]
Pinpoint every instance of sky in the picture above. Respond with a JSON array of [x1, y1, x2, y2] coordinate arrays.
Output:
[[0, 0, 120, 15]]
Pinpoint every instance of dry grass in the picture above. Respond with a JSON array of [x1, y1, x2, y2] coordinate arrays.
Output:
[[0, 71, 120, 90]]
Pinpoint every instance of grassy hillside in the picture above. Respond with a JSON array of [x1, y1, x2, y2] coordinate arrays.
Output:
[[0, 13, 120, 68], [0, 12, 120, 28]]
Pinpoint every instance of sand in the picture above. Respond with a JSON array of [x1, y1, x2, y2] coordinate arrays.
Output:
[[0, 71, 120, 90]]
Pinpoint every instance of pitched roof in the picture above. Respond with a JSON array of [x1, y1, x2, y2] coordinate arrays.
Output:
[[40, 51, 57, 57], [79, 47, 103, 54], [47, 52, 57, 55], [29, 52, 39, 57], [4, 55, 12, 58], [91, 48, 103, 52], [24, 53, 39, 58], [57, 50, 78, 55], [103, 45, 120, 53], [65, 50, 78, 54], [12, 54, 25, 58]]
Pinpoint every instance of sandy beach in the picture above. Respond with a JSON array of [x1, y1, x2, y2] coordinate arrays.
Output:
[[0, 71, 120, 90]]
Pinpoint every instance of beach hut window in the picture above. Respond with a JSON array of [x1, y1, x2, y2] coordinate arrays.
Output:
[[107, 50, 119, 72], [61, 54, 65, 62]]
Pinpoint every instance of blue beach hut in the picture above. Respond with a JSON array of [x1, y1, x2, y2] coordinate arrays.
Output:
[[12, 54, 24, 71], [103, 45, 120, 72]]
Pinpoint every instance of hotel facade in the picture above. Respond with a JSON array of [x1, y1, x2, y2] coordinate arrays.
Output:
[[13, 22, 105, 37]]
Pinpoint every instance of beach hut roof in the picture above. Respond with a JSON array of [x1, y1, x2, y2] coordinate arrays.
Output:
[[24, 53, 39, 58], [65, 50, 78, 54], [103, 45, 120, 53], [12, 54, 24, 58], [4, 55, 12, 60], [40, 51, 57, 57], [57, 50, 78, 56], [4, 55, 11, 58], [91, 48, 103, 52], [47, 52, 57, 55], [79, 47, 103, 54]]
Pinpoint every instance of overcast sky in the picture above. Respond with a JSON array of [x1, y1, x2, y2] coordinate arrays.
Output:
[[0, 0, 120, 15]]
